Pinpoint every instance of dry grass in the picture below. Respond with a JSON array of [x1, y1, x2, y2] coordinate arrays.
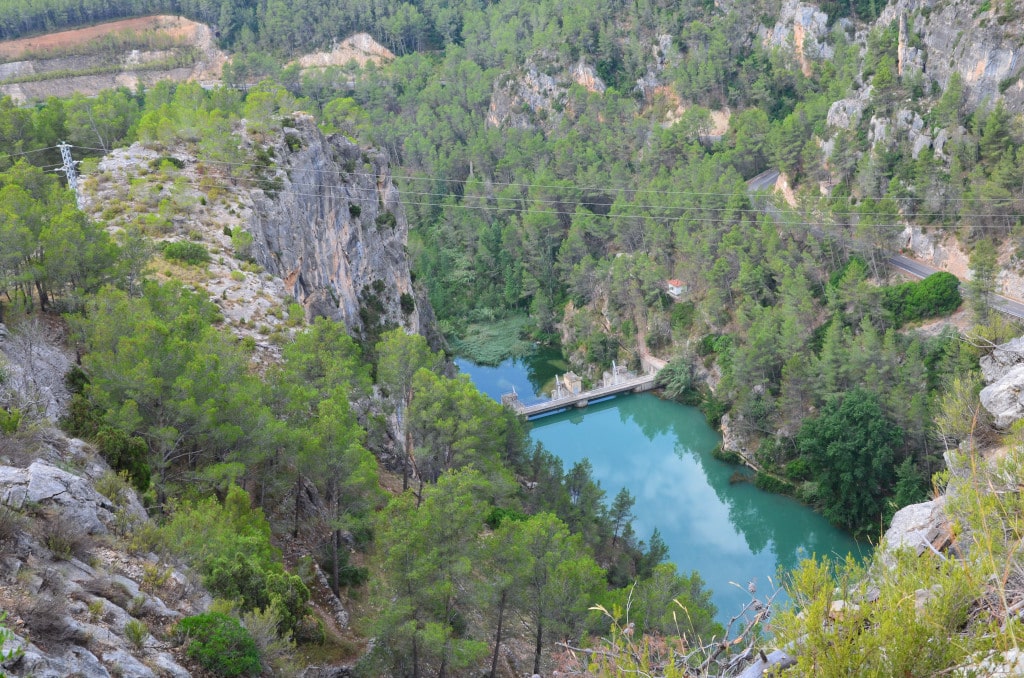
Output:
[[83, 576, 136, 609], [0, 505, 26, 552], [16, 594, 72, 644], [37, 514, 91, 561]]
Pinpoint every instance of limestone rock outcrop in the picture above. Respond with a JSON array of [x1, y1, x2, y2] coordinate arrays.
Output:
[[0, 460, 142, 536], [827, 96, 868, 130], [876, 0, 1024, 112], [980, 336, 1024, 383], [0, 436, 203, 678], [486, 63, 565, 130], [979, 336, 1024, 428], [571, 60, 606, 94], [882, 496, 947, 558], [759, 0, 832, 77], [246, 113, 428, 338]]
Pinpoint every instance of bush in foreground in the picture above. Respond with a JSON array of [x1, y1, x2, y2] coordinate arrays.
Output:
[[177, 612, 261, 677]]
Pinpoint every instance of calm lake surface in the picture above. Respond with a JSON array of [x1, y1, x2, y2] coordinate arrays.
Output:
[[456, 356, 868, 623]]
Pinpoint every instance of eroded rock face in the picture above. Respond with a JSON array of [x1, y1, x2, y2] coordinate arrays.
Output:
[[571, 60, 606, 93], [827, 97, 867, 130], [980, 336, 1024, 383], [882, 496, 947, 560], [0, 460, 144, 535], [759, 0, 832, 77], [877, 0, 1024, 112], [979, 337, 1024, 428], [0, 436, 199, 678], [246, 114, 427, 338], [487, 63, 564, 130]]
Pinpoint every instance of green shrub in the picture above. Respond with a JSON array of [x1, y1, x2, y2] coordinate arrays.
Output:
[[64, 365, 89, 395], [374, 212, 397, 229], [293, 615, 326, 645], [177, 613, 261, 677], [141, 563, 172, 592], [94, 471, 132, 505], [162, 241, 210, 265], [157, 156, 186, 170], [711, 446, 743, 465], [484, 506, 527, 529], [784, 456, 814, 481], [286, 302, 304, 326], [0, 409, 20, 435], [348, 204, 361, 217], [753, 472, 796, 496], [161, 485, 310, 634], [670, 301, 695, 333], [94, 426, 151, 492], [399, 292, 415, 315], [0, 505, 26, 545], [231, 229, 255, 261], [41, 517, 87, 560], [698, 392, 729, 428], [697, 333, 732, 357], [882, 272, 961, 326], [125, 618, 148, 650]]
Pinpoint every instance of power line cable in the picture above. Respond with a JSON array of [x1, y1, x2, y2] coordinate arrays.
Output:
[[66, 152, 1023, 222], [77, 169, 1024, 231], [69, 143, 1024, 206], [0, 145, 59, 162]]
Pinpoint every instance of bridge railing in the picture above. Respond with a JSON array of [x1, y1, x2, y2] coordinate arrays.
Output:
[[511, 372, 659, 416]]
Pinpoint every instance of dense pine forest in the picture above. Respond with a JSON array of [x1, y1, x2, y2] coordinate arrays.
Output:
[[2, 0, 1024, 674]]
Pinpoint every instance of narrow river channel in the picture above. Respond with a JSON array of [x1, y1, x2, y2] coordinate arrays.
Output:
[[456, 355, 868, 623]]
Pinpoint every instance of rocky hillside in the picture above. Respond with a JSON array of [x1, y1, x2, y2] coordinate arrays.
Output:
[[246, 113, 429, 340], [878, 0, 1024, 111], [80, 110, 435, 353], [0, 430, 209, 677], [0, 318, 203, 676]]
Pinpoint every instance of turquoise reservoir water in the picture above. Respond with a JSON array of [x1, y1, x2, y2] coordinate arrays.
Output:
[[457, 356, 868, 623]]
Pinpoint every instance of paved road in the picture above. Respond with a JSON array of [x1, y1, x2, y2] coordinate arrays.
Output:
[[889, 254, 1024, 320], [745, 171, 1024, 322], [888, 254, 936, 279], [747, 169, 781, 194]]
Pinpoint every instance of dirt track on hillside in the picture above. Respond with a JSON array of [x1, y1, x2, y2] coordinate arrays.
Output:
[[0, 16, 204, 59]]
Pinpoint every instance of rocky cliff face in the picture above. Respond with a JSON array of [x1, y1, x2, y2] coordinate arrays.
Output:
[[878, 0, 1024, 112], [762, 0, 1024, 117], [978, 336, 1024, 429], [245, 114, 430, 340], [759, 0, 834, 77]]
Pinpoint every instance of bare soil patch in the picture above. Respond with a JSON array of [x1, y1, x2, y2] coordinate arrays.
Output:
[[0, 16, 205, 60], [293, 33, 395, 70]]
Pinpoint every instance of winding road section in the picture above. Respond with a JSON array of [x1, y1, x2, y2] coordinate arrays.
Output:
[[746, 170, 1024, 321]]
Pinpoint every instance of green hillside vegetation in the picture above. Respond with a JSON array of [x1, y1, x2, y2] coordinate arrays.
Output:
[[2, 115, 715, 673], [0, 0, 1023, 671]]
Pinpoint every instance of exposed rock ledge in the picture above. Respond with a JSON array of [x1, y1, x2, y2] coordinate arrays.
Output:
[[0, 460, 142, 535], [979, 336, 1024, 429], [246, 113, 427, 338], [882, 496, 947, 559], [0, 436, 207, 678]]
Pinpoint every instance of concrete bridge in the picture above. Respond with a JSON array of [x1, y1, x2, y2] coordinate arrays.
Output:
[[502, 370, 660, 420]]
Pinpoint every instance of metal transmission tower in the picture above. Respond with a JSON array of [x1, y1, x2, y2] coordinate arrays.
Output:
[[56, 141, 84, 209]]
